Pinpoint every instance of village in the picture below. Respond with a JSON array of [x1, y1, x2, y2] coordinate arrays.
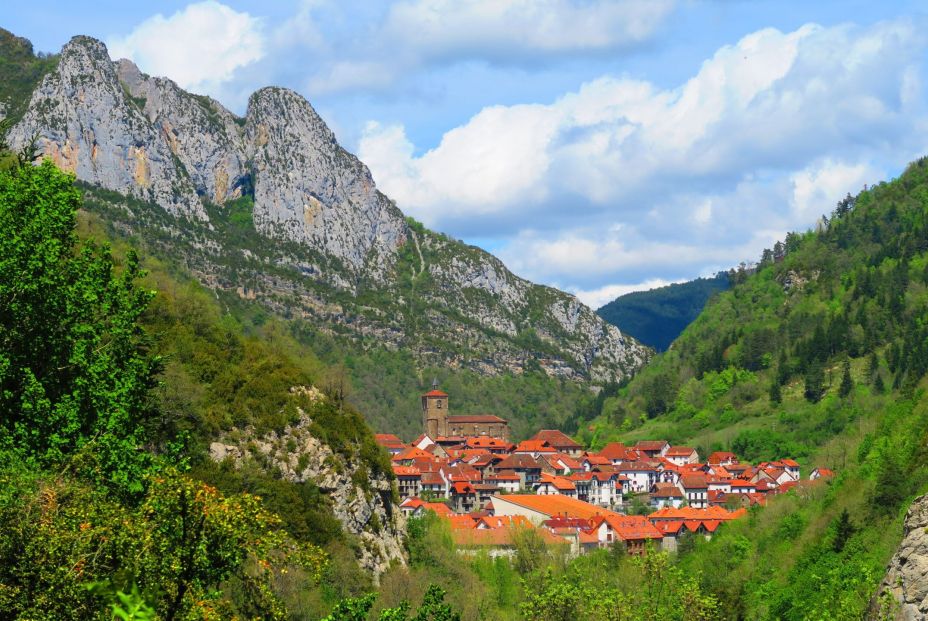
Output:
[[377, 384, 836, 557]]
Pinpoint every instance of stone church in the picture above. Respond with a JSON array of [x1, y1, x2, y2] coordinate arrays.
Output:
[[421, 382, 510, 440]]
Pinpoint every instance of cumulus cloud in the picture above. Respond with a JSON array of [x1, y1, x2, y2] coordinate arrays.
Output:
[[569, 279, 684, 310], [107, 1, 265, 96], [303, 0, 675, 93], [359, 19, 926, 295]]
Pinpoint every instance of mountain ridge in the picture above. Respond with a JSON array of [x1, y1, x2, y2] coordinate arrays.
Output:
[[4, 32, 650, 391]]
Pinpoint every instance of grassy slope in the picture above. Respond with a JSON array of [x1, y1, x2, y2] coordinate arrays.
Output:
[[597, 273, 730, 352]]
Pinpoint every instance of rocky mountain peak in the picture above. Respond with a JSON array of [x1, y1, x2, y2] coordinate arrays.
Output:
[[7, 32, 650, 386], [245, 86, 408, 280]]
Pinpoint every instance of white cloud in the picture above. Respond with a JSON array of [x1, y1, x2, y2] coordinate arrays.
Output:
[[358, 19, 928, 287], [570, 279, 683, 309], [304, 0, 675, 93], [790, 159, 882, 221], [107, 1, 265, 96]]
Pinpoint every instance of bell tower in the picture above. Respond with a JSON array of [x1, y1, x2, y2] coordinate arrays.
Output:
[[422, 379, 449, 437]]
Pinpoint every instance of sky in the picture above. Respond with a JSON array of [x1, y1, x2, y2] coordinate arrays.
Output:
[[7, 1, 928, 307]]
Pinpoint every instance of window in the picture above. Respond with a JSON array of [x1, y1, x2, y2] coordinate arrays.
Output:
[[436, 400, 442, 409]]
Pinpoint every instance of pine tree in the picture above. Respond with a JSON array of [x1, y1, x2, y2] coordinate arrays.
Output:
[[874, 372, 885, 394], [833, 509, 855, 553], [839, 357, 853, 398], [769, 380, 782, 404], [804, 361, 825, 403], [868, 351, 880, 378]]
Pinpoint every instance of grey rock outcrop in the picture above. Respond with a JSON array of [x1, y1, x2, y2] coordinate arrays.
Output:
[[869, 495, 928, 620], [208, 387, 405, 580], [246, 87, 407, 282], [9, 36, 205, 219], [116, 59, 248, 205]]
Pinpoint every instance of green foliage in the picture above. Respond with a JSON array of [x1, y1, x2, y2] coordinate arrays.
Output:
[[597, 273, 730, 351], [0, 460, 327, 620], [0, 29, 58, 126], [0, 160, 158, 495]]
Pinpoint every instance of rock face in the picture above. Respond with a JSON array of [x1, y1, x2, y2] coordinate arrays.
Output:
[[208, 388, 405, 579], [7, 34, 650, 384], [9, 37, 204, 219], [869, 495, 928, 620], [246, 87, 407, 281]]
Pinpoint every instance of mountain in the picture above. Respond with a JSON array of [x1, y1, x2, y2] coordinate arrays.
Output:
[[571, 157, 928, 618], [596, 273, 730, 351], [3, 33, 649, 412]]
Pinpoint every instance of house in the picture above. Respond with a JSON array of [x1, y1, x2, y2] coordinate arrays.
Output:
[[375, 433, 407, 455], [513, 439, 558, 458], [531, 430, 584, 457], [542, 517, 600, 556], [414, 501, 455, 517], [665, 446, 699, 466], [617, 461, 659, 493], [729, 480, 756, 495], [392, 465, 422, 499], [582, 454, 613, 471], [810, 467, 835, 481], [449, 482, 478, 513], [599, 442, 635, 464], [464, 436, 513, 454], [650, 483, 685, 508], [495, 454, 543, 489], [534, 473, 578, 498], [679, 474, 709, 508], [589, 514, 664, 555], [490, 494, 619, 525], [399, 497, 426, 516], [484, 473, 520, 493], [634, 440, 670, 458], [779, 458, 801, 480], [420, 471, 446, 498], [708, 451, 738, 466]]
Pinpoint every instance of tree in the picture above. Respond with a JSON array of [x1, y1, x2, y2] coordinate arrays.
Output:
[[839, 357, 854, 398], [769, 380, 782, 404], [0, 159, 158, 494], [804, 361, 825, 403], [832, 509, 856, 553]]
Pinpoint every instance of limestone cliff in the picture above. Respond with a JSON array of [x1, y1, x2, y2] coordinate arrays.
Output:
[[869, 495, 928, 620], [5, 33, 650, 384], [208, 387, 405, 579]]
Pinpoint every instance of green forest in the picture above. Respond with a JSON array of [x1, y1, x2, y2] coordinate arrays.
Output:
[[596, 273, 730, 352]]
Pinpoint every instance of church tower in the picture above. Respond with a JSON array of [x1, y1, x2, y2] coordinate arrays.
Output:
[[422, 379, 449, 438]]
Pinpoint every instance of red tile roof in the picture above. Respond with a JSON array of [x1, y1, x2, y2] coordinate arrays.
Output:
[[447, 414, 507, 423], [492, 495, 621, 521], [665, 446, 697, 457], [598, 442, 631, 460], [635, 440, 670, 451], [531, 429, 583, 449], [422, 389, 449, 397]]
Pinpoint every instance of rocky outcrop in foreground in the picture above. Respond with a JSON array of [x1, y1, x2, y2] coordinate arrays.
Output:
[[208, 387, 405, 580], [869, 495, 928, 620]]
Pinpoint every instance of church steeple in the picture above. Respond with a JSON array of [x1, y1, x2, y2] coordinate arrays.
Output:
[[422, 381, 449, 437]]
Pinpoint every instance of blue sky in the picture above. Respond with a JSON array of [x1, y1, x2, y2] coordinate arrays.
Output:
[[7, 1, 928, 306]]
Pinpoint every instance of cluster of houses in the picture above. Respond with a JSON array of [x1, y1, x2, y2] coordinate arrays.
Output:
[[377, 387, 835, 556]]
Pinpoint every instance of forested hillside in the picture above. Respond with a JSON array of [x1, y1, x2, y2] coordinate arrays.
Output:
[[597, 273, 730, 351], [0, 154, 445, 618], [567, 160, 928, 618]]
